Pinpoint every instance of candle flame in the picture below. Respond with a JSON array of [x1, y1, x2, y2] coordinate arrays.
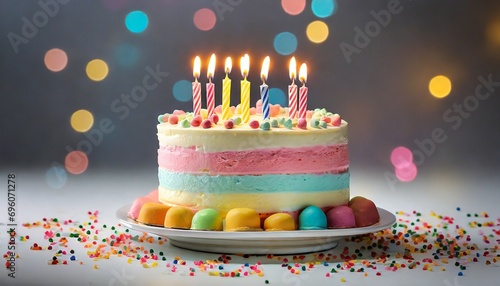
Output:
[[299, 63, 307, 84], [261, 56, 270, 83], [193, 56, 201, 79], [225, 57, 232, 74], [289, 57, 296, 80], [207, 54, 216, 79], [240, 54, 249, 78]]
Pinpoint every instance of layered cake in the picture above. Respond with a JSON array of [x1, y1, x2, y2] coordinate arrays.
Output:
[[127, 54, 381, 232], [156, 104, 349, 219]]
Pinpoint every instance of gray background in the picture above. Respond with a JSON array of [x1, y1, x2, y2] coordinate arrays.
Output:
[[1, 0, 499, 181]]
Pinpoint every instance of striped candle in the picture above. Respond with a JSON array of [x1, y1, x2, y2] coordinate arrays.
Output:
[[222, 57, 232, 120], [288, 57, 298, 119], [192, 56, 201, 116], [206, 54, 216, 117], [288, 84, 298, 119], [260, 56, 270, 120], [206, 82, 214, 117], [241, 79, 250, 123], [240, 54, 250, 123], [298, 63, 308, 119], [299, 85, 308, 119], [260, 84, 269, 120]]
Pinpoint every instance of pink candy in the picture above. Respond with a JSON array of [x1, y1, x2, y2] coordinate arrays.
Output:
[[191, 115, 202, 127], [297, 118, 307, 130], [202, 119, 212, 129], [168, 115, 178, 125]]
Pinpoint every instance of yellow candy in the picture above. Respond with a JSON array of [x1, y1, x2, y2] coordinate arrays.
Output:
[[225, 208, 261, 231], [200, 109, 208, 119], [137, 202, 170, 226], [264, 213, 296, 231], [164, 206, 194, 229]]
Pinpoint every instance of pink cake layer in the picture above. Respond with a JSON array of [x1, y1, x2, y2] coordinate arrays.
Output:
[[158, 144, 348, 175]]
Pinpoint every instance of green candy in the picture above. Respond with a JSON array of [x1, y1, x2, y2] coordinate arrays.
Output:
[[260, 121, 271, 131], [309, 118, 320, 128], [271, 119, 279, 128], [232, 117, 242, 125], [319, 121, 327, 128], [180, 119, 190, 128], [284, 118, 293, 129], [279, 117, 286, 125], [157, 114, 164, 123], [191, 208, 223, 231]]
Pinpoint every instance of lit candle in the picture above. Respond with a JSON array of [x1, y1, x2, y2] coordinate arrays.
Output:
[[222, 57, 232, 120], [192, 56, 202, 116], [298, 63, 308, 119], [240, 54, 250, 123], [288, 57, 298, 119], [206, 54, 216, 118], [260, 56, 270, 120]]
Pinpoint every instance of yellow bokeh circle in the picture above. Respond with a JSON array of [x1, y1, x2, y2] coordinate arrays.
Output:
[[86, 59, 109, 81], [306, 21, 329, 44], [429, 75, 452, 98], [71, 109, 94, 133]]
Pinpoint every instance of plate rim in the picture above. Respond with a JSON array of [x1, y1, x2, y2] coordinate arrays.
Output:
[[116, 205, 396, 240]]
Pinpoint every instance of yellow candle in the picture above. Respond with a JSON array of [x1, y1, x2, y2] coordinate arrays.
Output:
[[222, 57, 232, 120], [240, 54, 250, 123]]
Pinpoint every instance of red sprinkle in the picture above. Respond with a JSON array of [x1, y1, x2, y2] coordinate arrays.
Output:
[[210, 114, 219, 124], [202, 119, 212, 129], [224, 120, 234, 129], [249, 120, 260, 129]]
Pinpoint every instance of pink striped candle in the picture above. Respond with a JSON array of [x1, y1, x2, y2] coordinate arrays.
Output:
[[206, 54, 216, 117], [288, 57, 298, 119], [298, 63, 308, 119], [192, 56, 201, 116]]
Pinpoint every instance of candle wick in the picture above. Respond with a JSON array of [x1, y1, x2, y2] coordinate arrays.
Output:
[[291, 78, 295, 85], [209, 77, 212, 84]]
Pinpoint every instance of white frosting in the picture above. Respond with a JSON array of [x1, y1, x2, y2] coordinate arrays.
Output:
[[157, 118, 348, 152]]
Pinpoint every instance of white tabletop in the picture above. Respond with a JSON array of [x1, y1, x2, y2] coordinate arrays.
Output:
[[1, 167, 499, 286]]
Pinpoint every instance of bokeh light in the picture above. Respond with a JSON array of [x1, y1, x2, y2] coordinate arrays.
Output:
[[269, 88, 286, 106], [44, 48, 68, 72], [71, 109, 94, 133], [429, 75, 452, 98], [486, 19, 500, 47], [193, 8, 216, 31], [306, 21, 329, 43], [281, 0, 306, 15], [311, 0, 336, 18], [273, 32, 298, 55], [395, 163, 418, 182], [125, 10, 149, 33], [86, 59, 109, 81], [46, 165, 67, 189], [114, 43, 140, 67], [65, 151, 89, 175], [390, 146, 413, 168], [172, 80, 193, 102]]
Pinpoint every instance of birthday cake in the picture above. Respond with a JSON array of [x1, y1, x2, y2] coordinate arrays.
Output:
[[156, 105, 349, 219], [128, 54, 380, 231]]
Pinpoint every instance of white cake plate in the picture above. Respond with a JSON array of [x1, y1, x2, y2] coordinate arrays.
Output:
[[116, 205, 396, 255]]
